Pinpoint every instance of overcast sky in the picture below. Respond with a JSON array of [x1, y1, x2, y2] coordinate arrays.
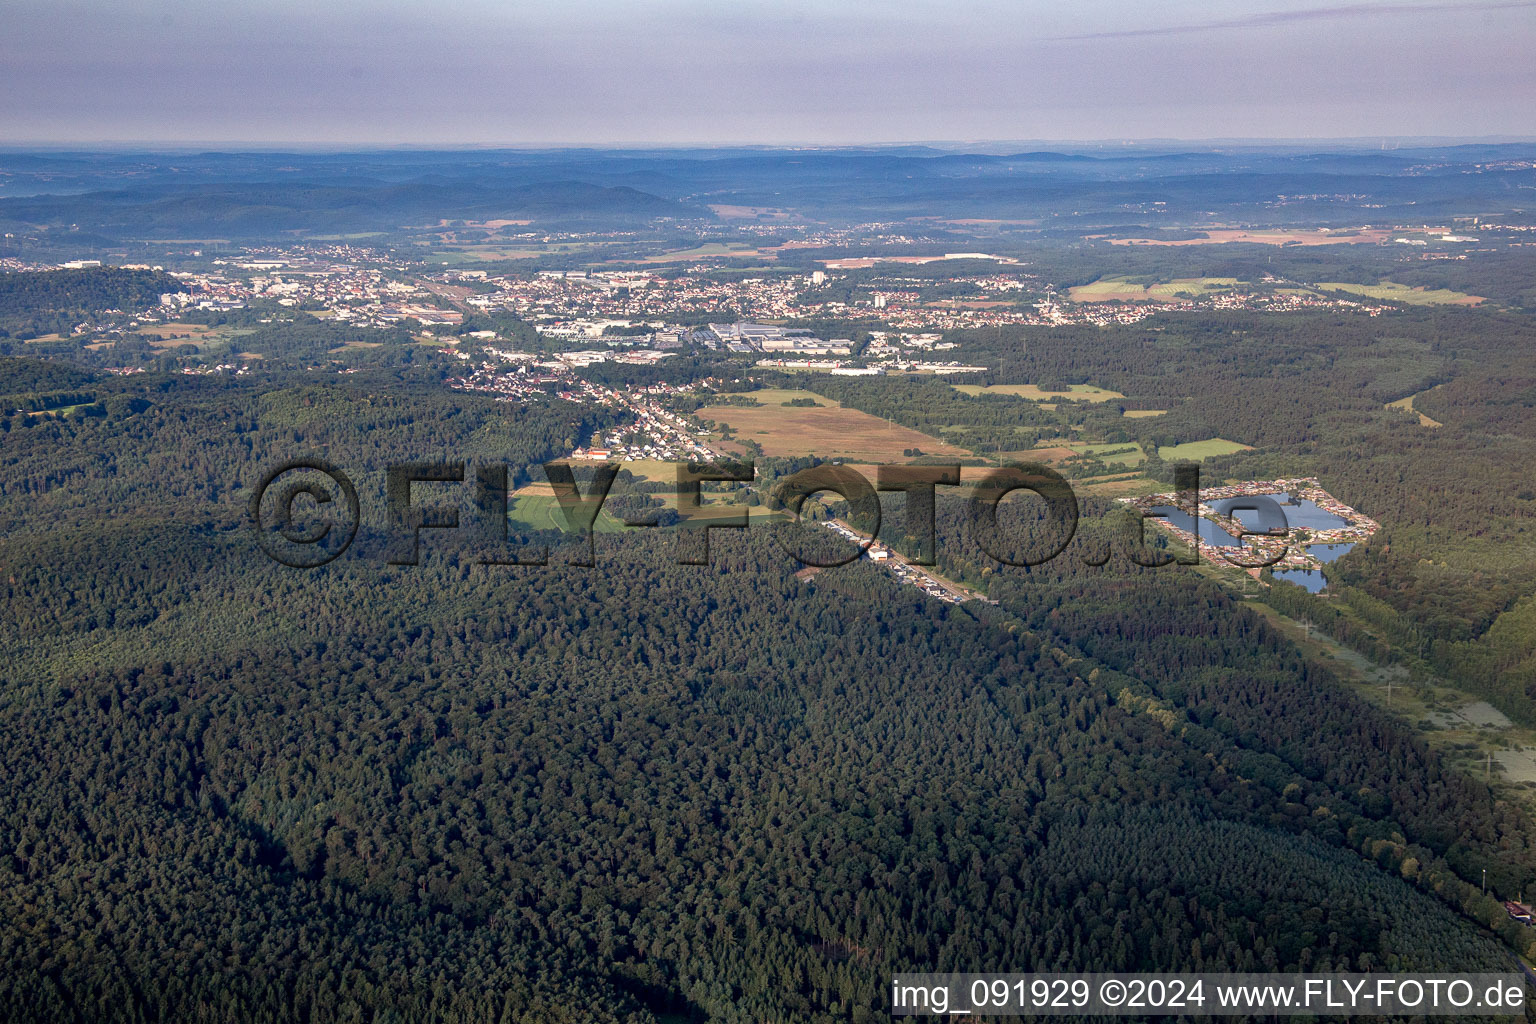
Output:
[[3, 0, 1534, 144]]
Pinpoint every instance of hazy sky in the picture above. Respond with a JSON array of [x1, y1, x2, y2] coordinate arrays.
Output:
[[3, 0, 1534, 144]]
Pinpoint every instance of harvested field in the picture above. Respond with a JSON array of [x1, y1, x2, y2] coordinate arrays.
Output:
[[695, 402, 968, 462], [1386, 391, 1445, 428], [729, 387, 838, 408], [1075, 476, 1163, 497]]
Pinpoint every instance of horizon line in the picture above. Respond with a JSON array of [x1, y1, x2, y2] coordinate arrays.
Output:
[[3, 134, 1536, 154]]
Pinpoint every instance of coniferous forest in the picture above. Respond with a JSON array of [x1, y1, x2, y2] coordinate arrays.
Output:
[[4, 335, 1536, 1022]]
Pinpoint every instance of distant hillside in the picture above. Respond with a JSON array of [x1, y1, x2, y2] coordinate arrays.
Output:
[[0, 353, 97, 392], [0, 266, 183, 315], [0, 180, 703, 239], [5, 145, 1536, 237]]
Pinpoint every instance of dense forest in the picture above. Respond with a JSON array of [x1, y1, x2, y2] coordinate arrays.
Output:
[[0, 267, 185, 341], [0, 267, 182, 316], [4, 344, 1536, 1022], [792, 305, 1536, 729]]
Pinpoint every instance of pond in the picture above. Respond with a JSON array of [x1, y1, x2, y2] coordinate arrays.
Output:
[[1145, 505, 1242, 547], [1272, 542, 1356, 592], [1309, 542, 1355, 563], [1273, 567, 1328, 593], [1219, 493, 1350, 532]]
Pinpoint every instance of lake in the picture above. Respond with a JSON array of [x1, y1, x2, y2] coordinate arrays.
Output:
[[1146, 505, 1242, 547], [1218, 493, 1350, 532], [1272, 542, 1355, 592]]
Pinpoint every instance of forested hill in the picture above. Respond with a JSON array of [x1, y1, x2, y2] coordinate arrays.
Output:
[[0, 266, 183, 315], [3, 357, 1535, 1022], [5, 145, 1536, 233], [0, 181, 700, 238]]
